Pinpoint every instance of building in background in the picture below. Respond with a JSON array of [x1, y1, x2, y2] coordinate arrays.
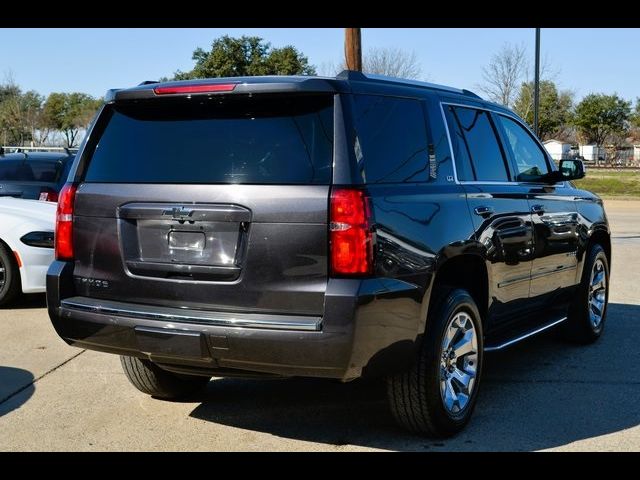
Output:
[[543, 139, 572, 161], [579, 144, 606, 163]]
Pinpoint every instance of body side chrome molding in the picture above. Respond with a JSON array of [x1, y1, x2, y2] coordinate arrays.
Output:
[[529, 264, 577, 282], [61, 297, 321, 332], [460, 180, 566, 187]]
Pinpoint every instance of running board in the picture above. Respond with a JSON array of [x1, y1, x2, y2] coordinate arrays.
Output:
[[485, 316, 567, 352]]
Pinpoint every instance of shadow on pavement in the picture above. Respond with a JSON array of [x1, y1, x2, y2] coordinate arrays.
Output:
[[189, 302, 640, 451], [0, 367, 35, 417], [7, 293, 47, 310]]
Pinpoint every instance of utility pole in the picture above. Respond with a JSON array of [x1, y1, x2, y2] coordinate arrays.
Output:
[[344, 28, 362, 72], [533, 28, 541, 137]]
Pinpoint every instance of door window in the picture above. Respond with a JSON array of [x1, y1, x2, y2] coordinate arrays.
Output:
[[448, 106, 510, 182], [497, 115, 550, 182]]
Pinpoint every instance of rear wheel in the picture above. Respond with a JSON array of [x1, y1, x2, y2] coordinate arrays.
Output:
[[0, 244, 21, 307], [387, 288, 483, 437], [120, 356, 210, 399], [562, 243, 609, 344]]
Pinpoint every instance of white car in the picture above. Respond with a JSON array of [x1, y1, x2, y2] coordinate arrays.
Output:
[[0, 197, 56, 306]]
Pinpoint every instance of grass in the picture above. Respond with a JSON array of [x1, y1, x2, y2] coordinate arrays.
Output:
[[574, 169, 640, 198]]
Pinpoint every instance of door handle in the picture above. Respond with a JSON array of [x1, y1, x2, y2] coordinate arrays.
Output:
[[531, 204, 545, 215], [474, 206, 494, 217]]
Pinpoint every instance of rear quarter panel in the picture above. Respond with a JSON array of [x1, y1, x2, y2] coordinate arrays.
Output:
[[343, 92, 479, 374]]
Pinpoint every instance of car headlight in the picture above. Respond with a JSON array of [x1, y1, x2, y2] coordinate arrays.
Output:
[[20, 231, 55, 249]]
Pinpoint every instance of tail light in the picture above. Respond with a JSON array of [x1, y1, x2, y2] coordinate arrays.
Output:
[[329, 188, 373, 276], [39, 188, 59, 202], [55, 183, 77, 261]]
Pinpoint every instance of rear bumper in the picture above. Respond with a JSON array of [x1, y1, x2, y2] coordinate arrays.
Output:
[[47, 261, 424, 380]]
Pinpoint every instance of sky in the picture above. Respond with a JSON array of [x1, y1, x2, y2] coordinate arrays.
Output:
[[1, 28, 638, 103]]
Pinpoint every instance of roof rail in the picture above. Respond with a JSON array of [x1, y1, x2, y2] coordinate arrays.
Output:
[[336, 70, 482, 98]]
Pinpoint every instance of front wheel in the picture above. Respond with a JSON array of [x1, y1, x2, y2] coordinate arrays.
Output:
[[387, 288, 483, 437], [562, 243, 610, 344]]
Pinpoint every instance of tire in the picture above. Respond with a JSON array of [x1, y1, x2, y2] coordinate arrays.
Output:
[[120, 356, 210, 399], [387, 288, 483, 437], [0, 243, 21, 307], [562, 243, 609, 344]]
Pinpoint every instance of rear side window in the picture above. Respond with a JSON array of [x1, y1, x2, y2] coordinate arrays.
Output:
[[351, 95, 429, 183], [83, 94, 334, 184], [0, 160, 65, 183], [447, 106, 509, 182]]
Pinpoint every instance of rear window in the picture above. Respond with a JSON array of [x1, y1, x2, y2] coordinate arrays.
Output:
[[83, 94, 334, 184], [0, 160, 66, 183]]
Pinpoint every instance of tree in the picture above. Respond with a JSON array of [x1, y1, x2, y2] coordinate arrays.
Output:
[[173, 35, 316, 80], [513, 80, 573, 140], [21, 91, 46, 145], [43, 92, 101, 147], [0, 83, 20, 105], [0, 76, 22, 145], [317, 47, 425, 80], [362, 47, 422, 79], [0, 89, 44, 145], [0, 96, 25, 145], [479, 43, 527, 107], [572, 93, 631, 147], [631, 98, 640, 128]]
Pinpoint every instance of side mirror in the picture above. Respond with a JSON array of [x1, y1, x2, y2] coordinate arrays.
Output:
[[547, 159, 586, 183], [559, 159, 586, 180]]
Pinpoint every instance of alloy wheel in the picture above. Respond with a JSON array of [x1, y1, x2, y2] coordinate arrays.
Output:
[[439, 311, 478, 415], [588, 258, 607, 329]]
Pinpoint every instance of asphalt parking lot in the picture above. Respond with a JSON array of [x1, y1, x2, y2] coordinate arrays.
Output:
[[1, 199, 639, 451]]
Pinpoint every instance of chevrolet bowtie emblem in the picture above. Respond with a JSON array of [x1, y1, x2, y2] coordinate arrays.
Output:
[[162, 207, 194, 221]]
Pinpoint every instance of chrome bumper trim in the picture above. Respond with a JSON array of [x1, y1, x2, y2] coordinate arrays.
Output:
[[60, 297, 321, 332]]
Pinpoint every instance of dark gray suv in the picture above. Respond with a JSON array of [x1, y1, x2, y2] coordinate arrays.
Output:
[[48, 71, 610, 437]]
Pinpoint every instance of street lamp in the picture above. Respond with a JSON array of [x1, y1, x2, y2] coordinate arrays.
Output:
[[534, 28, 541, 137]]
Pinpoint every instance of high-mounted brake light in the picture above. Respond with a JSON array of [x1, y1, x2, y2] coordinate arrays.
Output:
[[55, 183, 77, 261], [329, 188, 374, 276], [153, 84, 237, 95]]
